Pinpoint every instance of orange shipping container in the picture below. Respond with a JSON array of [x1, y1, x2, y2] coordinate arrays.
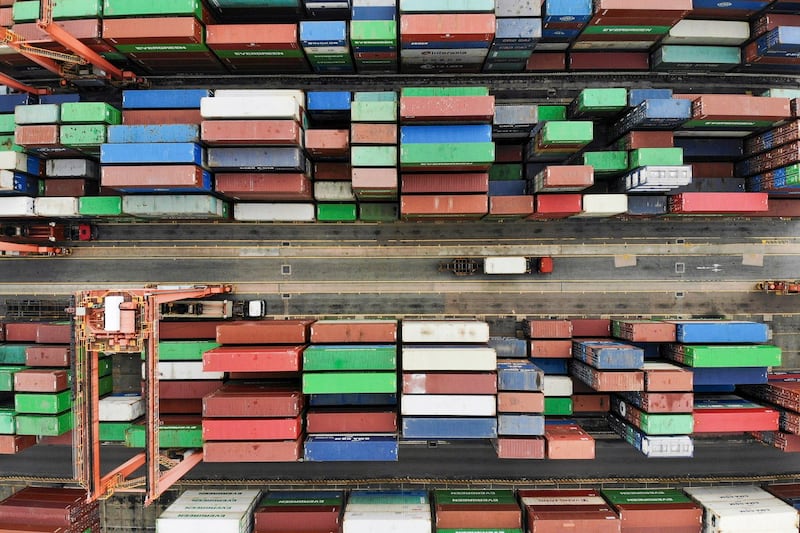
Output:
[[216, 320, 314, 344], [102, 165, 207, 188], [400, 95, 495, 122], [401, 194, 488, 220], [351, 123, 397, 145], [305, 129, 349, 158], [692, 94, 792, 121], [487, 195, 534, 218], [400, 14, 496, 43], [201, 120, 303, 146], [102, 17, 203, 44], [206, 23, 299, 50]]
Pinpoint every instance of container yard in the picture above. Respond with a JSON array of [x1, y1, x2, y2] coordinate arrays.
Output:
[[0, 0, 800, 532]]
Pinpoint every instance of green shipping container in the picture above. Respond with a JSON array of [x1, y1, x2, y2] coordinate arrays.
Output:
[[401, 87, 489, 97], [214, 49, 305, 59], [99, 356, 112, 377], [15, 104, 60, 125], [575, 88, 628, 114], [11, 1, 38, 23], [0, 115, 15, 134], [634, 412, 694, 435], [540, 122, 593, 145], [653, 45, 741, 72], [259, 492, 344, 507], [15, 0, 103, 20], [583, 151, 628, 174], [354, 92, 398, 102], [0, 408, 16, 435], [582, 25, 670, 35], [628, 148, 684, 169], [489, 164, 523, 181], [351, 146, 397, 167], [434, 489, 517, 505], [124, 424, 202, 448], [0, 345, 31, 365], [544, 397, 573, 416], [303, 345, 397, 371], [99, 375, 113, 396], [60, 103, 121, 125], [157, 341, 221, 361], [0, 136, 23, 152], [317, 203, 357, 222], [302, 372, 397, 394], [114, 43, 210, 54], [678, 345, 781, 368], [16, 411, 72, 436], [60, 125, 107, 147], [79, 196, 123, 216], [348, 492, 428, 505], [103, 0, 202, 18], [15, 390, 72, 415], [0, 366, 26, 392], [537, 105, 567, 121], [400, 143, 495, 166], [351, 21, 397, 47], [601, 488, 693, 505], [359, 203, 398, 222], [122, 194, 228, 219], [100, 421, 132, 442], [351, 101, 397, 123]]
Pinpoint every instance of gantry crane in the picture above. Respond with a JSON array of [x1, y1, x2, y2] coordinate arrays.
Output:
[[72, 284, 232, 505]]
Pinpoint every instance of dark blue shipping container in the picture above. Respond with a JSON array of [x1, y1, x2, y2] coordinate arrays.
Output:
[[673, 321, 769, 343], [671, 177, 745, 194], [100, 143, 204, 165], [614, 99, 691, 136], [628, 89, 673, 108], [0, 173, 38, 196], [38, 94, 80, 105], [263, 490, 344, 502], [303, 435, 399, 462], [694, 384, 737, 393], [107, 124, 200, 144], [402, 417, 498, 439], [541, 28, 581, 40], [757, 27, 800, 56], [692, 0, 771, 11], [497, 414, 545, 436], [305, 2, 350, 20], [691, 367, 769, 386], [488, 337, 529, 358], [207, 147, 306, 172], [497, 360, 544, 391], [0, 94, 35, 113], [543, 0, 592, 23], [489, 180, 527, 196], [629, 342, 665, 359], [309, 393, 397, 406], [300, 21, 348, 47], [24, 156, 42, 177], [352, 6, 396, 20], [531, 358, 568, 375], [626, 196, 667, 216], [673, 138, 743, 161], [769, 1, 800, 11], [401, 125, 493, 144], [122, 89, 211, 109]]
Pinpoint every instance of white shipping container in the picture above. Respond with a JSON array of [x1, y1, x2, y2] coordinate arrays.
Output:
[[483, 256, 529, 274], [495, 0, 540, 17], [156, 514, 249, 533], [144, 361, 225, 381], [401, 48, 488, 64], [234, 202, 316, 222], [45, 158, 99, 178], [534, 42, 570, 51], [344, 503, 430, 513], [122, 195, 225, 218], [572, 194, 627, 218], [664, 20, 749, 46], [212, 89, 305, 107], [642, 361, 686, 372], [401, 347, 497, 371], [684, 486, 775, 501], [542, 375, 573, 397], [343, 510, 431, 533], [304, 46, 352, 55], [201, 96, 302, 121], [521, 496, 607, 506], [34, 197, 80, 217], [0, 151, 33, 172], [99, 395, 145, 422], [402, 320, 490, 343], [700, 501, 798, 532], [640, 435, 694, 458], [400, 394, 497, 416], [570, 40, 654, 50], [314, 180, 356, 201], [0, 196, 35, 216]]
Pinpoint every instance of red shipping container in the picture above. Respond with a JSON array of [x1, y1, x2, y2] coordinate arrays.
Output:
[[435, 504, 522, 529], [400, 14, 496, 43], [570, 319, 611, 337], [402, 372, 497, 394], [206, 24, 300, 50], [497, 392, 544, 413], [102, 165, 206, 189], [644, 365, 693, 392], [526, 52, 566, 71], [305, 129, 349, 158], [203, 438, 302, 463], [574, 365, 645, 392], [486, 195, 534, 218], [202, 416, 302, 441], [594, 0, 691, 16], [630, 392, 693, 413], [0, 435, 36, 455], [618, 131, 674, 150], [4, 323, 40, 342], [13, 369, 69, 393], [159, 380, 223, 399], [216, 320, 313, 345], [102, 17, 203, 44], [528, 510, 621, 533], [25, 346, 70, 367], [44, 179, 98, 197], [493, 437, 545, 459], [215, 173, 312, 201], [401, 194, 488, 220], [37, 431, 73, 446], [693, 95, 791, 121], [159, 321, 227, 340], [160, 398, 202, 414], [569, 52, 649, 71], [0, 7, 10, 27], [615, 321, 675, 343], [572, 394, 610, 413], [612, 502, 702, 533], [401, 173, 489, 194], [201, 119, 303, 146], [15, 125, 59, 147], [306, 409, 397, 434], [254, 504, 341, 532], [315, 162, 351, 181], [530, 340, 572, 358], [203, 385, 304, 418], [400, 96, 495, 122], [309, 320, 397, 344], [528, 194, 582, 219], [746, 198, 800, 218], [123, 109, 203, 125], [495, 144, 523, 162], [535, 166, 593, 192], [35, 324, 70, 344], [351, 123, 397, 145], [203, 345, 303, 373], [524, 319, 572, 339], [544, 424, 595, 459], [669, 192, 769, 214], [693, 407, 778, 433], [691, 162, 734, 179]]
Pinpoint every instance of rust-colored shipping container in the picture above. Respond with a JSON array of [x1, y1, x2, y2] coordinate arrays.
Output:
[[494, 437, 545, 459], [544, 423, 595, 459], [692, 94, 791, 121], [215, 173, 313, 201], [309, 320, 397, 343], [528, 194, 582, 220], [402, 173, 489, 194], [526, 52, 567, 71], [579, 367, 645, 392], [102, 165, 207, 189], [435, 504, 522, 529], [45, 179, 98, 197], [530, 340, 573, 358], [0, 7, 11, 27], [572, 394, 610, 413], [612, 502, 702, 532], [315, 162, 351, 181], [619, 131, 674, 150], [203, 438, 302, 462], [401, 194, 488, 220], [497, 392, 545, 413], [594, 0, 691, 15], [400, 96, 495, 122], [569, 52, 649, 71], [630, 392, 693, 413], [495, 144, 523, 162], [487, 195, 534, 218], [35, 324, 70, 344], [254, 503, 342, 531], [571, 319, 611, 337], [527, 510, 621, 533], [123, 109, 203, 125], [745, 198, 800, 218], [644, 365, 693, 392], [202, 416, 302, 441], [524, 319, 572, 339], [25, 346, 70, 367], [691, 162, 734, 178], [102, 17, 203, 44], [201, 119, 303, 146], [203, 385, 303, 418], [351, 123, 397, 145], [216, 320, 313, 345], [0, 435, 36, 455], [15, 125, 59, 147], [13, 19, 111, 53], [4, 323, 40, 342], [206, 23, 300, 50], [305, 129, 349, 158], [159, 321, 227, 340], [203, 345, 303, 373], [400, 14, 496, 43], [159, 380, 223, 399], [306, 409, 397, 434], [402, 372, 497, 395], [13, 369, 69, 393], [615, 321, 676, 343], [160, 398, 202, 414]]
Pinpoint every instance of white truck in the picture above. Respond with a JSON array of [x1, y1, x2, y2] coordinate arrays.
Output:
[[439, 256, 553, 276]]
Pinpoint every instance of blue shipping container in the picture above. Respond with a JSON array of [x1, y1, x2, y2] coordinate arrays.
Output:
[[401, 125, 493, 144], [497, 361, 544, 391], [694, 384, 737, 393], [107, 124, 200, 144], [300, 21, 348, 47], [691, 367, 769, 386], [303, 435, 399, 462], [573, 341, 644, 370], [626, 196, 667, 216], [497, 414, 545, 436], [531, 358, 568, 375], [0, 94, 34, 113], [122, 89, 211, 109], [757, 27, 800, 56], [692, 0, 770, 10], [628, 89, 673, 107], [541, 28, 581, 40], [402, 417, 497, 439], [307, 91, 352, 113], [352, 5, 397, 20], [309, 393, 397, 406], [494, 18, 541, 46], [38, 94, 81, 105], [207, 147, 306, 172], [614, 99, 691, 136], [488, 337, 528, 358], [489, 180, 527, 196], [100, 143, 204, 165], [673, 138, 743, 160], [673, 321, 769, 343], [0, 173, 38, 196], [543, 0, 592, 23]]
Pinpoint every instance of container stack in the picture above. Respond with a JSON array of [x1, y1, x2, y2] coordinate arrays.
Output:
[[600, 488, 703, 533], [540, 0, 592, 58], [300, 21, 355, 74], [569, 318, 612, 416], [401, 319, 498, 440], [766, 483, 800, 510], [206, 23, 310, 74], [519, 488, 621, 531], [494, 358, 545, 459], [487, 144, 533, 220], [202, 89, 308, 222], [745, 15, 800, 72], [351, 1, 398, 73], [744, 119, 800, 195], [484, 0, 541, 73], [156, 489, 261, 533], [351, 91, 399, 221], [741, 376, 800, 452], [399, 87, 495, 220], [342, 490, 432, 533], [6, 105, 48, 199], [303, 319, 399, 462], [433, 489, 523, 531], [202, 320, 312, 462], [254, 490, 344, 533], [98, 393, 144, 444], [0, 486, 101, 533], [683, 486, 799, 533]]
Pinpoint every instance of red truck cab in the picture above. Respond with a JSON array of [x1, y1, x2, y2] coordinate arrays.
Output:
[[538, 256, 554, 274]]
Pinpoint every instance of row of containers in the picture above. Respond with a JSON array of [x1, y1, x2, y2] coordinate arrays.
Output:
[[2, 1, 800, 76], [0, 316, 795, 461], [1, 86, 800, 222]]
